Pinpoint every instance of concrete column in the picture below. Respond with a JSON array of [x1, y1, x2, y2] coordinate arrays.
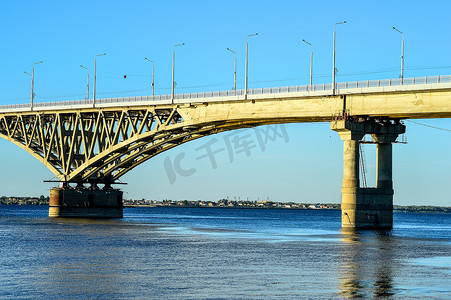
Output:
[[371, 134, 398, 229], [341, 137, 361, 228], [371, 140, 395, 229], [342, 137, 360, 189], [332, 128, 365, 229], [376, 142, 393, 190]]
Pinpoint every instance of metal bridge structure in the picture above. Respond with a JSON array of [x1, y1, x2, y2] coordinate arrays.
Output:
[[1, 75, 450, 227]]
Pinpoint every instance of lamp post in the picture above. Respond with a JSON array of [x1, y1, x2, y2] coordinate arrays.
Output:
[[172, 43, 185, 103], [332, 21, 346, 95], [144, 58, 155, 97], [226, 48, 237, 94], [24, 71, 32, 108], [93, 53, 106, 107], [302, 39, 313, 87], [245, 33, 258, 99], [25, 61, 43, 111], [80, 65, 89, 100], [392, 26, 404, 84]]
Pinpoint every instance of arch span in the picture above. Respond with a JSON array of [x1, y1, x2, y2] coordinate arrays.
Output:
[[0, 102, 316, 184]]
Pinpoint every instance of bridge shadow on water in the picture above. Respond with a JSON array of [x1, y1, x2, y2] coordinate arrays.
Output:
[[338, 229, 396, 298]]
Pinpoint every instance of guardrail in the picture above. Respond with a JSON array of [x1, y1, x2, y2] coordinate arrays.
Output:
[[1, 75, 450, 112]]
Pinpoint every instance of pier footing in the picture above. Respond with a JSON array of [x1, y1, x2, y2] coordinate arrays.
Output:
[[49, 187, 123, 218]]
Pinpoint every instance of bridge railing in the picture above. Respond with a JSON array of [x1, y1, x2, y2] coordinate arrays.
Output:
[[0, 103, 31, 110], [1, 75, 450, 111]]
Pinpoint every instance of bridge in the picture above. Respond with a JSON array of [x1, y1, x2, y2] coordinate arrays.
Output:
[[1, 75, 450, 228]]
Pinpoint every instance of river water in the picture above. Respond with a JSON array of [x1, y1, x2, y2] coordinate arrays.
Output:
[[0, 205, 450, 299]]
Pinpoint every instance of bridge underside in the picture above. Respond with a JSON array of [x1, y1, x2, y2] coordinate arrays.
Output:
[[0, 105, 299, 186]]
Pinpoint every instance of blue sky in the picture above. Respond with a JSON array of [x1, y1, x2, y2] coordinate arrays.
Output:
[[0, 0, 450, 205]]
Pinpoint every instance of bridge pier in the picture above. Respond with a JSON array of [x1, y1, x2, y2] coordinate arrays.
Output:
[[49, 184, 123, 218], [331, 119, 405, 229]]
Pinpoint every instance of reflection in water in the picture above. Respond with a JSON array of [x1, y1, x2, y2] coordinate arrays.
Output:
[[373, 232, 395, 297], [339, 229, 395, 298]]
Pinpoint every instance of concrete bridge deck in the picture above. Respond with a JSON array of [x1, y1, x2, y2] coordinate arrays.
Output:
[[1, 75, 450, 121]]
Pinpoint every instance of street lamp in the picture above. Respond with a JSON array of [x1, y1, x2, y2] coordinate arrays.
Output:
[[226, 48, 237, 94], [144, 58, 155, 97], [24, 71, 32, 108], [245, 33, 258, 99], [332, 21, 346, 95], [392, 26, 404, 84], [302, 39, 313, 87], [93, 53, 106, 107], [172, 43, 185, 103], [80, 65, 89, 100], [25, 61, 43, 111]]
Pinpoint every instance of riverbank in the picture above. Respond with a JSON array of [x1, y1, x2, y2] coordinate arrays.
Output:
[[1, 196, 450, 213], [123, 204, 451, 213]]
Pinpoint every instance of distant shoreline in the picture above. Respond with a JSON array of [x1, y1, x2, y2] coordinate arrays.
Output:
[[123, 205, 339, 210], [124, 204, 451, 213], [1, 203, 450, 213], [1, 196, 450, 213]]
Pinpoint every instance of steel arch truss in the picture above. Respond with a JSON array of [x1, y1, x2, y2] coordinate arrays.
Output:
[[0, 107, 216, 183]]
